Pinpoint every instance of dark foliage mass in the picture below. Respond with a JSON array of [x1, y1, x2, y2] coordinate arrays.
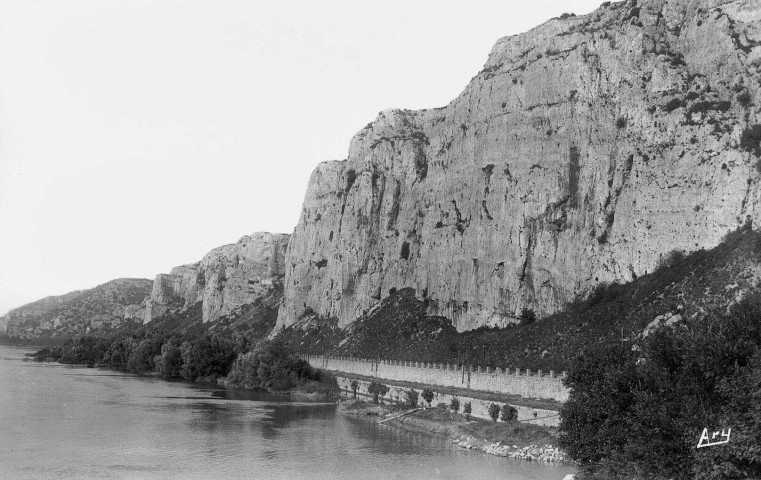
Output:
[[367, 381, 389, 403], [560, 296, 761, 480], [45, 331, 248, 380], [226, 337, 332, 393], [421, 388, 434, 406], [36, 329, 337, 396]]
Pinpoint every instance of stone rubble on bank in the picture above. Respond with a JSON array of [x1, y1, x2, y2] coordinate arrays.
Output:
[[453, 436, 568, 462]]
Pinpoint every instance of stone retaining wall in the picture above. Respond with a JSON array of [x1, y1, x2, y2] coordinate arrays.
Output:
[[336, 376, 560, 428]]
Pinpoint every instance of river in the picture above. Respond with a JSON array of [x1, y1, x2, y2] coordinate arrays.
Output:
[[0, 345, 575, 479]]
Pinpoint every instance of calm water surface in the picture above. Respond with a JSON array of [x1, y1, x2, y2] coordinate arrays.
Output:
[[0, 346, 575, 479]]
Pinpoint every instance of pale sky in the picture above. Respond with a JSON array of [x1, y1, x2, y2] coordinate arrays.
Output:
[[0, 0, 603, 315]]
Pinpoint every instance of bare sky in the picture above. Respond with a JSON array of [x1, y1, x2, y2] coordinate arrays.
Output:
[[0, 0, 603, 315]]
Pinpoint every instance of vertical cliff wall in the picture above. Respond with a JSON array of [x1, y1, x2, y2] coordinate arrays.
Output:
[[278, 0, 761, 331], [145, 232, 289, 324]]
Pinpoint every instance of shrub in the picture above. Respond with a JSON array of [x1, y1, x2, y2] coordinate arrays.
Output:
[[615, 117, 627, 129], [560, 296, 761, 479], [655, 249, 685, 272], [501, 404, 518, 422], [737, 91, 752, 107], [740, 124, 761, 157], [488, 403, 501, 422], [367, 381, 389, 404], [181, 334, 238, 381], [421, 388, 435, 406], [225, 338, 317, 390], [436, 402, 448, 409], [664, 98, 684, 112], [463, 402, 472, 418], [405, 388, 419, 407], [519, 308, 536, 326], [450, 397, 460, 412], [127, 337, 163, 373], [350, 379, 359, 399], [400, 242, 410, 260]]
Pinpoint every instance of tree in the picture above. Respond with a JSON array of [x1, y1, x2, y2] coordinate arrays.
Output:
[[559, 343, 638, 469], [421, 388, 434, 406], [367, 381, 389, 404], [155, 338, 183, 377], [559, 296, 761, 479], [463, 402, 472, 419], [127, 336, 163, 373], [180, 334, 238, 381], [488, 403, 500, 422], [500, 404, 517, 422], [350, 379, 359, 399], [519, 308, 536, 325], [406, 389, 419, 407], [226, 338, 317, 390]]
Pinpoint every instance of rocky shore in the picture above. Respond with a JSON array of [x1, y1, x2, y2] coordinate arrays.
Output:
[[454, 435, 568, 462]]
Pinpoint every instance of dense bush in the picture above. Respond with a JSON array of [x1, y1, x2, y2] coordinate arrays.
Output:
[[367, 381, 389, 404], [226, 338, 317, 390], [126, 336, 163, 373], [463, 402, 472, 418], [500, 404, 517, 422], [560, 296, 761, 479], [488, 403, 500, 422], [740, 124, 761, 157], [59, 336, 111, 365], [180, 334, 237, 381], [154, 338, 183, 377], [450, 397, 460, 412], [421, 388, 434, 406], [519, 308, 536, 326], [406, 389, 419, 407]]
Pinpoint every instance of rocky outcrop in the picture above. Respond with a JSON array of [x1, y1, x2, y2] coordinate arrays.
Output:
[[278, 0, 761, 331], [0, 278, 153, 339], [145, 232, 289, 324]]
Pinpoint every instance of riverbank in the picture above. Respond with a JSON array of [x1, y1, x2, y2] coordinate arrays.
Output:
[[27, 349, 340, 402], [340, 400, 570, 463]]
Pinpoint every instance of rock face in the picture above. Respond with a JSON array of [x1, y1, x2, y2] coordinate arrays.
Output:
[[278, 0, 761, 331], [145, 232, 290, 324], [0, 278, 153, 339]]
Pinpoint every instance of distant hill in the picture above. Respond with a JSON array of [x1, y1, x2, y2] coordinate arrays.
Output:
[[0, 278, 153, 342], [281, 225, 761, 371]]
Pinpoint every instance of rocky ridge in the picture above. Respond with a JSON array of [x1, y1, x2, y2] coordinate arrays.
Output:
[[0, 232, 289, 342], [144, 232, 290, 325], [278, 0, 761, 331], [0, 278, 153, 340]]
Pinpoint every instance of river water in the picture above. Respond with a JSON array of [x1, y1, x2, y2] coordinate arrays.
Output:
[[0, 346, 575, 479]]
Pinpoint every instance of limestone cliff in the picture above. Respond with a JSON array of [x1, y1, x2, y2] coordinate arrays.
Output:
[[278, 0, 761, 331], [145, 232, 289, 324], [0, 278, 153, 340]]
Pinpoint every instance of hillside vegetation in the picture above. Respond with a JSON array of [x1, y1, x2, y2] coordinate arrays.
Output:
[[0, 278, 153, 342]]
